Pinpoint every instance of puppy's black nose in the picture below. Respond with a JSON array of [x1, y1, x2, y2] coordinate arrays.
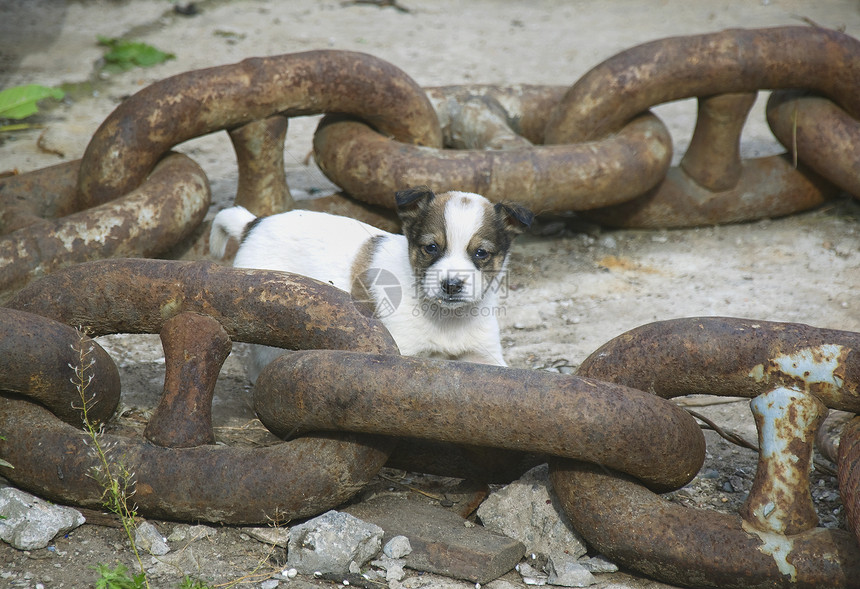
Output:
[[441, 278, 464, 295]]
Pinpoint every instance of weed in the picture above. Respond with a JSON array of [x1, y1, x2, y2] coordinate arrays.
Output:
[[178, 577, 214, 589], [72, 328, 149, 589], [94, 563, 147, 589]]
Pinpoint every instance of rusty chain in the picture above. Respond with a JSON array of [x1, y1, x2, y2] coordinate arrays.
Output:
[[567, 317, 860, 588], [3, 27, 860, 298], [0, 24, 858, 589], [1, 258, 398, 524]]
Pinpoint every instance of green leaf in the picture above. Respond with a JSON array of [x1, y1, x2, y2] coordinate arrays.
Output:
[[0, 84, 64, 120], [97, 36, 175, 71], [93, 563, 147, 589]]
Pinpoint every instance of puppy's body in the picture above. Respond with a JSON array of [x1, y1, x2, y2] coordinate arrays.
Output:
[[210, 187, 531, 382]]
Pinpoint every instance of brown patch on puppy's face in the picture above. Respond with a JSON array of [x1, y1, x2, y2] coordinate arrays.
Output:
[[394, 187, 533, 307]]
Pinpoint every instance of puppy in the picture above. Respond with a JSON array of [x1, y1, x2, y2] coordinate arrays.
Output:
[[209, 186, 532, 382]]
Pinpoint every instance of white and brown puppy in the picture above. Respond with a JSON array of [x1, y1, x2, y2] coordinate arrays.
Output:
[[210, 186, 532, 382]]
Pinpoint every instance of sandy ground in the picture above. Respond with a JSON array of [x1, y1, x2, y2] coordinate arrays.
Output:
[[1, 1, 860, 588]]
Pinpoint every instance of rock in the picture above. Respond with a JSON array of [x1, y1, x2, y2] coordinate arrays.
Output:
[[0, 488, 85, 550], [260, 580, 280, 589], [578, 555, 618, 574], [371, 555, 407, 582], [476, 464, 587, 563], [345, 494, 525, 583], [243, 526, 291, 548], [516, 561, 548, 585], [287, 510, 384, 575], [146, 546, 201, 577], [546, 557, 595, 587], [134, 521, 170, 556], [167, 524, 217, 543], [383, 535, 412, 559]]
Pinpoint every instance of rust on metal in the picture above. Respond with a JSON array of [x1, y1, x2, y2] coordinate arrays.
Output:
[[0, 153, 210, 302], [0, 307, 119, 426], [536, 26, 860, 227], [816, 410, 853, 464], [679, 92, 757, 192], [254, 349, 705, 492], [767, 89, 860, 201], [580, 155, 838, 228], [550, 459, 860, 589], [577, 317, 860, 412], [425, 89, 534, 151], [740, 387, 827, 536], [5, 258, 397, 353], [78, 50, 443, 208], [228, 115, 294, 216], [0, 396, 392, 525], [544, 26, 860, 143], [1, 259, 400, 524], [144, 312, 232, 448], [838, 415, 860, 546], [313, 112, 672, 214], [423, 84, 568, 145], [571, 317, 860, 586], [0, 159, 82, 234]]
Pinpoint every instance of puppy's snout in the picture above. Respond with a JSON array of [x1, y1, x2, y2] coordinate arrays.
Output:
[[441, 277, 464, 295]]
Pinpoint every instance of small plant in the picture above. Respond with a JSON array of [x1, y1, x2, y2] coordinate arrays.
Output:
[[72, 329, 150, 589], [94, 563, 147, 589], [97, 36, 175, 72], [0, 84, 65, 132]]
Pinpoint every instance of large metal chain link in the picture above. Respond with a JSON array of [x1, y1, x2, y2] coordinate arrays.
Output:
[[0, 24, 859, 589], [1, 258, 397, 524]]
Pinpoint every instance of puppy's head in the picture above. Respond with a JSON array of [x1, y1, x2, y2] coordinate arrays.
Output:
[[395, 186, 532, 308]]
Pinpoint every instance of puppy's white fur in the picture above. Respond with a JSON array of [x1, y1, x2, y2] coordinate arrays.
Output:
[[210, 189, 530, 383]]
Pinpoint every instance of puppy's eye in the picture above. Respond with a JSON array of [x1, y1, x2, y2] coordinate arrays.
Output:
[[474, 248, 491, 260], [423, 243, 439, 255]]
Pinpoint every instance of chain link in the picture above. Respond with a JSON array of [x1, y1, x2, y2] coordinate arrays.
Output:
[[0, 25, 858, 587]]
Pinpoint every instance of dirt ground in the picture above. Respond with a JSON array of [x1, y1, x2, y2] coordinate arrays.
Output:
[[1, 1, 860, 588]]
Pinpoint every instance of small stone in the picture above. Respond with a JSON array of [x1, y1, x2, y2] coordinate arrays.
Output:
[[371, 555, 406, 583], [0, 488, 85, 551], [383, 535, 412, 559], [577, 555, 617, 574], [134, 521, 170, 556], [345, 494, 524, 583], [516, 562, 547, 585], [260, 580, 279, 589], [167, 524, 216, 543], [287, 510, 384, 575], [477, 464, 587, 563], [546, 557, 595, 587], [285, 568, 298, 579], [243, 526, 291, 548]]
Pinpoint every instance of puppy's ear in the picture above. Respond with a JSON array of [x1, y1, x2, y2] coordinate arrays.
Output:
[[495, 202, 534, 237], [395, 186, 436, 208], [395, 186, 436, 223]]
